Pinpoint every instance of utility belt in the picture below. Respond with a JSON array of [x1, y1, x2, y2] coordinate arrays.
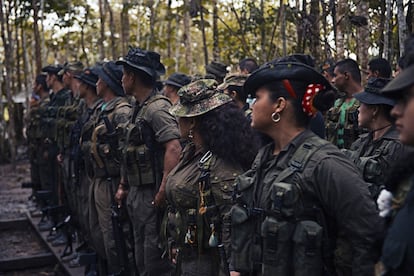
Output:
[[124, 144, 156, 187]]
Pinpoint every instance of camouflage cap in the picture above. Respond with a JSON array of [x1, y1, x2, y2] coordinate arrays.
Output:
[[58, 61, 84, 76], [170, 79, 232, 118], [217, 73, 249, 91]]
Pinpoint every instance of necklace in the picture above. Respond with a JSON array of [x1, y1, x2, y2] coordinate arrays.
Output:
[[371, 124, 392, 133]]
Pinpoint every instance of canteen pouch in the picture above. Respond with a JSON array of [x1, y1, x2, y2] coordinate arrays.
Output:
[[293, 220, 323, 276], [261, 217, 295, 275], [231, 204, 254, 273]]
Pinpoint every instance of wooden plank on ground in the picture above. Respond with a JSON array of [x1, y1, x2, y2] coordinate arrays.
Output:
[[26, 212, 85, 276], [0, 253, 56, 271]]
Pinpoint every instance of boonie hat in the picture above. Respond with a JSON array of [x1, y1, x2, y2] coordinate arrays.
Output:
[[164, 73, 191, 89], [58, 61, 84, 76], [217, 73, 249, 91], [116, 47, 165, 80], [42, 65, 63, 75], [380, 65, 414, 98], [170, 79, 232, 118], [74, 67, 99, 88], [354, 78, 395, 106], [96, 61, 124, 96], [205, 61, 228, 79]]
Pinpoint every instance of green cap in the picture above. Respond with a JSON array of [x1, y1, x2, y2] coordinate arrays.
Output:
[[58, 61, 84, 75], [217, 73, 249, 91], [170, 79, 232, 118]]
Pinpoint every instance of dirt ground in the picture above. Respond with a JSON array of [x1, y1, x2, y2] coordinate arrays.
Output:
[[0, 161, 63, 275]]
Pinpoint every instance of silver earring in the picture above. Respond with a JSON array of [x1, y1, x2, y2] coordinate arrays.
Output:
[[188, 129, 194, 139], [271, 112, 281, 123]]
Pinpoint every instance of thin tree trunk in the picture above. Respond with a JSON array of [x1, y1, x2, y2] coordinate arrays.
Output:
[[199, 0, 208, 66], [384, 0, 392, 60], [356, 3, 369, 72], [183, 0, 193, 74], [32, 0, 42, 75], [174, 12, 180, 72], [0, 0, 17, 165], [281, 0, 286, 56], [81, 4, 90, 66], [309, 0, 320, 65], [15, 2, 22, 94], [212, 0, 219, 61], [40, 0, 46, 65], [121, 0, 130, 56], [336, 0, 347, 58], [378, 0, 386, 58], [22, 27, 32, 111], [260, 0, 266, 62], [396, 0, 407, 56], [167, 0, 172, 59], [105, 0, 116, 60], [98, 0, 106, 60]]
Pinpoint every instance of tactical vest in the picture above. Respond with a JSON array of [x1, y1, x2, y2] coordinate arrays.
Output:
[[231, 136, 334, 275], [344, 136, 398, 199], [122, 95, 168, 187], [27, 98, 50, 140], [90, 100, 131, 178], [325, 98, 360, 149], [55, 98, 84, 151]]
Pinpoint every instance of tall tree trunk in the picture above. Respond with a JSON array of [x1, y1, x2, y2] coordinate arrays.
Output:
[[105, 0, 116, 59], [121, 0, 130, 56], [378, 0, 386, 58], [32, 0, 42, 75], [183, 0, 193, 74], [309, 0, 321, 65], [147, 0, 159, 51], [396, 0, 407, 56], [384, 0, 392, 60], [166, 0, 172, 59], [356, 3, 369, 72], [259, 0, 266, 62], [81, 4, 90, 66], [15, 3, 22, 94], [174, 12, 180, 72], [407, 0, 413, 34], [0, 0, 17, 165], [281, 0, 286, 56], [212, 0, 219, 61], [336, 0, 347, 58], [22, 26, 32, 111], [199, 0, 208, 66], [98, 0, 106, 60]]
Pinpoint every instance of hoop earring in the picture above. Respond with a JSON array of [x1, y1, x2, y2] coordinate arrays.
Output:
[[188, 129, 194, 139], [271, 112, 281, 123]]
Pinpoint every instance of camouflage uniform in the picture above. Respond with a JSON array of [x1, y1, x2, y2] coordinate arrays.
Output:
[[165, 143, 240, 275], [40, 87, 72, 203], [26, 95, 50, 192], [325, 97, 360, 149], [88, 96, 131, 273]]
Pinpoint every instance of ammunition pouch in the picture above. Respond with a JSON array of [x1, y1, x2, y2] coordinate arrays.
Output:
[[92, 143, 120, 177], [125, 144, 155, 186]]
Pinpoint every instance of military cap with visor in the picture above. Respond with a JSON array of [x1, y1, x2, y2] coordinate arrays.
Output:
[[95, 61, 125, 96], [170, 79, 232, 118], [116, 47, 166, 80], [354, 77, 395, 106], [380, 65, 414, 98]]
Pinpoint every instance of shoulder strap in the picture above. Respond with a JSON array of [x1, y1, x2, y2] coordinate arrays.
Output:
[[275, 136, 329, 182]]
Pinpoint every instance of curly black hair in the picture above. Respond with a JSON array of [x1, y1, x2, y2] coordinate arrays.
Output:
[[196, 102, 259, 170]]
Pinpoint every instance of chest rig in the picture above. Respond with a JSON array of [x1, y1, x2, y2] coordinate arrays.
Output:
[[232, 136, 334, 276], [122, 95, 167, 187]]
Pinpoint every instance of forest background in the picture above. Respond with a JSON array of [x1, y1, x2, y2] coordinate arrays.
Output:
[[0, 0, 413, 164]]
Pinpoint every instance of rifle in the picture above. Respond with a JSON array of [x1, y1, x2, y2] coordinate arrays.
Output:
[[102, 115, 131, 276]]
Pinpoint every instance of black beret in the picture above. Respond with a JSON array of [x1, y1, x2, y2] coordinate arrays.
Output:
[[42, 65, 63, 75], [164, 73, 191, 89]]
